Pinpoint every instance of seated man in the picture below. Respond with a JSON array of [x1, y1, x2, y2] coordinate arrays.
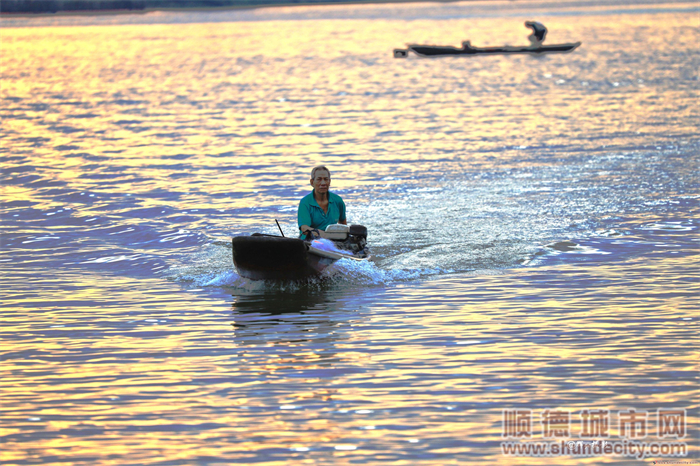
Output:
[[298, 165, 347, 240]]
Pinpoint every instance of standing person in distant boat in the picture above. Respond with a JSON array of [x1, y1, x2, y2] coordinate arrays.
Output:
[[525, 21, 547, 47], [298, 166, 347, 240]]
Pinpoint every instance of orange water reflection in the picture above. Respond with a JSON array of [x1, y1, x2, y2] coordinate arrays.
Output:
[[3, 9, 697, 217]]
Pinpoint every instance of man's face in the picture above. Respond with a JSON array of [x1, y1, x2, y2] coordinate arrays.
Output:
[[310, 170, 331, 193]]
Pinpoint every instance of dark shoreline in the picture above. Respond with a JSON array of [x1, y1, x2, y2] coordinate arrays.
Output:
[[2, 0, 697, 18], [2, 0, 428, 15]]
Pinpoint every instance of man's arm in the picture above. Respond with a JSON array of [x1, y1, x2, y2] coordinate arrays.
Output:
[[299, 200, 322, 238], [298, 198, 313, 236], [338, 197, 347, 225]]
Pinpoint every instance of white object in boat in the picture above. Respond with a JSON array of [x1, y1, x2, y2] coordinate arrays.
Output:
[[324, 223, 349, 240]]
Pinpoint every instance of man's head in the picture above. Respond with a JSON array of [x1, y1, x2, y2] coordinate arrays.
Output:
[[310, 166, 331, 193]]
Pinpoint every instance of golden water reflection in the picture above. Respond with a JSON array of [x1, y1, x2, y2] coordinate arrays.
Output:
[[3, 10, 697, 217]]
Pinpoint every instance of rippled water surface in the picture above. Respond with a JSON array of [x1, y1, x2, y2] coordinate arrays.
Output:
[[1, 1, 698, 464]]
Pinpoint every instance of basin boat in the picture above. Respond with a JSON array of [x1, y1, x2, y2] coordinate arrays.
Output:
[[232, 224, 370, 281]]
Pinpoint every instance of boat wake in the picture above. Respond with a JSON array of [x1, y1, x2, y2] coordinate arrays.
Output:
[[309, 238, 346, 253], [162, 241, 449, 291]]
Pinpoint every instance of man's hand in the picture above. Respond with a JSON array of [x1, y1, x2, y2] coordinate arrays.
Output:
[[301, 226, 323, 239]]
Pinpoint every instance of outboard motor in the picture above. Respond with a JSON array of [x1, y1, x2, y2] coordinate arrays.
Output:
[[348, 224, 367, 239], [321, 224, 369, 255], [343, 224, 368, 254]]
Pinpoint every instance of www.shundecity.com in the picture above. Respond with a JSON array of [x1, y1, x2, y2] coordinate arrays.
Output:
[[501, 440, 687, 459], [652, 461, 700, 464]]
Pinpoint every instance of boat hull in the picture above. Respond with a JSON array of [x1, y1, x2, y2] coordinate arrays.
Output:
[[394, 42, 581, 58], [232, 235, 336, 281]]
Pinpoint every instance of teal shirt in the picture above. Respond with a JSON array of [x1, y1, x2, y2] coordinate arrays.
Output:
[[298, 190, 346, 237]]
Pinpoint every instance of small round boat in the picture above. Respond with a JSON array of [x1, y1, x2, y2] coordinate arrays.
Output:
[[232, 224, 370, 281]]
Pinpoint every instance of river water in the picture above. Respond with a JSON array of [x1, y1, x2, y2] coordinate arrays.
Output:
[[1, 1, 698, 464]]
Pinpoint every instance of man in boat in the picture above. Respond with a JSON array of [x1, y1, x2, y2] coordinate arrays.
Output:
[[525, 21, 547, 47], [298, 165, 347, 240]]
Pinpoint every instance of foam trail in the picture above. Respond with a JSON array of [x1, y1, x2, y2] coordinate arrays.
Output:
[[321, 257, 450, 285], [310, 238, 345, 253]]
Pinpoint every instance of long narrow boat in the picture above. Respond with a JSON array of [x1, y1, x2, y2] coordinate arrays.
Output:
[[394, 40, 581, 58], [232, 225, 370, 281]]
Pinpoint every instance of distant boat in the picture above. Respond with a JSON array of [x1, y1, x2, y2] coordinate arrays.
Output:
[[394, 21, 581, 58], [394, 41, 581, 58]]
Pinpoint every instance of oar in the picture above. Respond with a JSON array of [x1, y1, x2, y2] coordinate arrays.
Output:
[[275, 219, 285, 237]]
